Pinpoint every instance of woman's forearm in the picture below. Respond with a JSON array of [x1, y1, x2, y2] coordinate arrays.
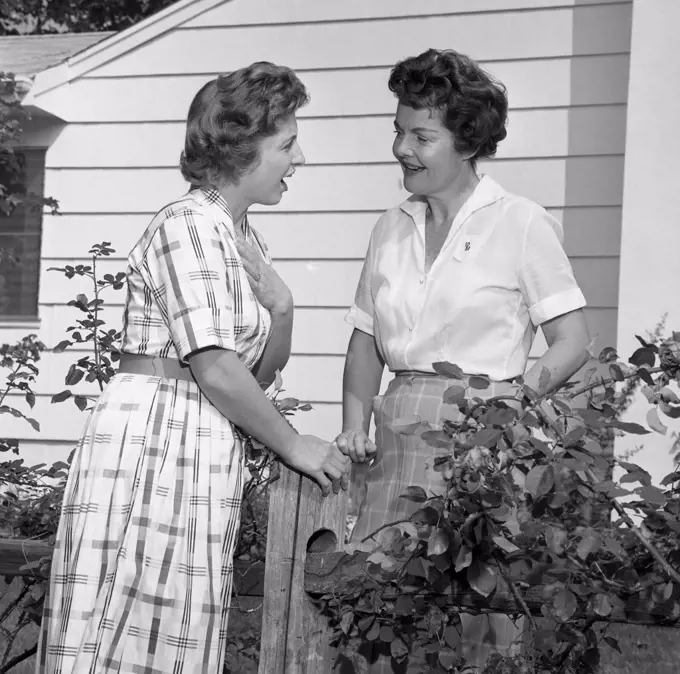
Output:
[[189, 348, 297, 460], [342, 329, 384, 433], [523, 338, 589, 393], [252, 305, 294, 387], [524, 309, 590, 393]]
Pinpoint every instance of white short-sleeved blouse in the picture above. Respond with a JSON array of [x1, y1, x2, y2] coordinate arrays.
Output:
[[345, 175, 586, 381]]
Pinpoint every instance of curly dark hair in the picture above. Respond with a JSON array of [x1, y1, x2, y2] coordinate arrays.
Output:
[[388, 49, 508, 163], [180, 62, 309, 186]]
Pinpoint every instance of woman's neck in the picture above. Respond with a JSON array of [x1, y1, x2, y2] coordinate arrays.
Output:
[[426, 168, 480, 227], [214, 181, 249, 234]]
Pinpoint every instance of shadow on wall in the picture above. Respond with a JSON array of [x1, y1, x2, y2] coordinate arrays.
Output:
[[564, 0, 634, 353]]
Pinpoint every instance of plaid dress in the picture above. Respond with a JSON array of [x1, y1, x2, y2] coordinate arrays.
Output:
[[37, 188, 272, 674]]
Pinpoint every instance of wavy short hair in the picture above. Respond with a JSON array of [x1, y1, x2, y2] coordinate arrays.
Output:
[[389, 49, 508, 164], [180, 62, 309, 186]]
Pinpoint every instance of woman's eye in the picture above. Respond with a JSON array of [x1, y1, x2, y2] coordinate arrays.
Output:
[[417, 136, 429, 144]]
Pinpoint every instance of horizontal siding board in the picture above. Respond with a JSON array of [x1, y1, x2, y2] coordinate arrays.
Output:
[[184, 0, 629, 27], [44, 106, 627, 168], [31, 55, 630, 122], [93, 5, 632, 77], [42, 157, 624, 214], [40, 207, 622, 261], [38, 256, 619, 309]]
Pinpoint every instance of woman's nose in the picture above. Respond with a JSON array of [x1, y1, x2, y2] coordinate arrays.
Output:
[[292, 141, 306, 166]]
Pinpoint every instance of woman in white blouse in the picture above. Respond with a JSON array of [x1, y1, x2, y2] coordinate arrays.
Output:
[[335, 48, 590, 671]]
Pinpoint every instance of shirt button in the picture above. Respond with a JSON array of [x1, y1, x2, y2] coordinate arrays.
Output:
[[419, 277, 425, 284]]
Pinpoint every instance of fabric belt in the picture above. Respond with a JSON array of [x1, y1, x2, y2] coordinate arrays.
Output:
[[392, 370, 441, 378], [117, 353, 195, 383]]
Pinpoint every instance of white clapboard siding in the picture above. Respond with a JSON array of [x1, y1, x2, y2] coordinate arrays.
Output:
[[43, 106, 627, 169], [183, 0, 628, 27], [30, 55, 630, 123], [40, 207, 622, 262], [38, 257, 620, 309], [92, 4, 632, 77], [43, 158, 624, 215]]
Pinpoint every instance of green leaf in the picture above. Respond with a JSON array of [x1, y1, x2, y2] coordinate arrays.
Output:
[[454, 545, 473, 572], [492, 535, 520, 554], [25, 416, 40, 432], [74, 395, 89, 412], [563, 426, 587, 448], [390, 637, 408, 660], [592, 594, 612, 617], [366, 622, 380, 641], [391, 415, 424, 435], [432, 362, 465, 379], [598, 347, 618, 363], [467, 561, 497, 597], [24, 391, 35, 409], [443, 385, 466, 404], [629, 347, 656, 368], [438, 647, 458, 670], [577, 531, 601, 560], [378, 625, 394, 643], [659, 400, 680, 419], [608, 363, 625, 381], [469, 375, 490, 390], [51, 389, 72, 404], [366, 551, 386, 565], [406, 557, 427, 579], [525, 465, 555, 499], [615, 420, 650, 435], [637, 485, 667, 507], [647, 407, 668, 435], [553, 587, 578, 621], [604, 636, 622, 653], [65, 365, 84, 386], [427, 529, 449, 557], [545, 526, 568, 555], [400, 486, 428, 503], [604, 535, 626, 557], [443, 625, 460, 650]]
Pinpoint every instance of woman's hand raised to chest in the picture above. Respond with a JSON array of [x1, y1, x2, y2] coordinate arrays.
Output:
[[235, 237, 293, 314]]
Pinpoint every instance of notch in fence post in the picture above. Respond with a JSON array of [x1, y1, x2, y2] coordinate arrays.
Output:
[[259, 463, 348, 674]]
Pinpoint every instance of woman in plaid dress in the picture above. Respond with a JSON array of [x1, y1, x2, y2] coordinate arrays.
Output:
[[335, 49, 591, 672], [37, 62, 351, 674]]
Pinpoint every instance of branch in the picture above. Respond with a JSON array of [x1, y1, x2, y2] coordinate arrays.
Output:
[[360, 518, 412, 544], [0, 644, 36, 674], [493, 555, 537, 632], [567, 366, 664, 400], [585, 469, 680, 585]]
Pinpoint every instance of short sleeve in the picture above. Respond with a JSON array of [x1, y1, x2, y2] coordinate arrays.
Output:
[[345, 228, 378, 336], [519, 207, 587, 326], [146, 209, 236, 362]]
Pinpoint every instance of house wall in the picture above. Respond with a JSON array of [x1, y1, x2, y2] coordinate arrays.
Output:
[[2, 0, 632, 463], [615, 0, 680, 484]]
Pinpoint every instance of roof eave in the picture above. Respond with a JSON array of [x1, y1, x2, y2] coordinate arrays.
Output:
[[27, 0, 228, 100]]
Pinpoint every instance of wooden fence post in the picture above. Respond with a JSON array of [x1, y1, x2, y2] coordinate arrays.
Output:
[[258, 464, 348, 674]]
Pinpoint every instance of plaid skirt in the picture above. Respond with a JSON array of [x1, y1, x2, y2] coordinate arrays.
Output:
[[36, 373, 244, 674], [349, 373, 523, 673]]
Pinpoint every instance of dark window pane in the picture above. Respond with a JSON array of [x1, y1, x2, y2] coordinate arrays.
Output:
[[0, 148, 45, 317]]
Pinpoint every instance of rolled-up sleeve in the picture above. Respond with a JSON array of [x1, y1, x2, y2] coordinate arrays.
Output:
[[147, 209, 236, 362], [519, 207, 587, 326], [345, 229, 377, 336]]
